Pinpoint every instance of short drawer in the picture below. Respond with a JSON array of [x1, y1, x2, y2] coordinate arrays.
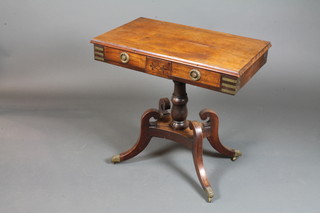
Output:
[[94, 45, 146, 70], [171, 63, 221, 88], [104, 46, 146, 69]]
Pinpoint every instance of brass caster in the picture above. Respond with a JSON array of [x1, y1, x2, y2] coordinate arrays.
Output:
[[231, 150, 242, 161], [111, 154, 121, 163], [205, 187, 214, 203]]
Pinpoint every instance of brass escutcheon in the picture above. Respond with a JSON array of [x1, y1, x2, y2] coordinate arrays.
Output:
[[189, 69, 201, 81], [120, 52, 130, 63]]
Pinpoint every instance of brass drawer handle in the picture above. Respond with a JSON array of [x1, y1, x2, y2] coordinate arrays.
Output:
[[189, 69, 201, 81], [120, 52, 130, 63]]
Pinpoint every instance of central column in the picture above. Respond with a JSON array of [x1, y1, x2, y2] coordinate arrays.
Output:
[[170, 80, 189, 130]]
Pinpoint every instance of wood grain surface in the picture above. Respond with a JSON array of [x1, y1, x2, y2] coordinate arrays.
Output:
[[91, 17, 271, 95]]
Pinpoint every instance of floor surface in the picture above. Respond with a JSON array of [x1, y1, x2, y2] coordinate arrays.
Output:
[[0, 95, 319, 213]]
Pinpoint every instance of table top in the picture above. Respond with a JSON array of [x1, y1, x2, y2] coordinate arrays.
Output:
[[91, 17, 271, 95]]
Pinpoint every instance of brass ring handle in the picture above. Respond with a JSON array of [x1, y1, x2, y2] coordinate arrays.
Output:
[[120, 52, 130, 63], [189, 69, 201, 81]]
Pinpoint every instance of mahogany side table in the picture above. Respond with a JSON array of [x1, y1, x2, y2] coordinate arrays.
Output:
[[90, 17, 271, 202]]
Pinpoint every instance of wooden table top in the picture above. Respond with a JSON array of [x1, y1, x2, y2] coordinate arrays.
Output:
[[91, 17, 271, 95]]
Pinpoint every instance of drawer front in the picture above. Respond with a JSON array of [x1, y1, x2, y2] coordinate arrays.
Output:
[[172, 63, 221, 88], [96, 45, 146, 70]]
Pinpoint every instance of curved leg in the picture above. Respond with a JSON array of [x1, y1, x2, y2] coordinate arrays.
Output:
[[200, 109, 242, 161], [111, 109, 160, 163], [189, 121, 214, 203]]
